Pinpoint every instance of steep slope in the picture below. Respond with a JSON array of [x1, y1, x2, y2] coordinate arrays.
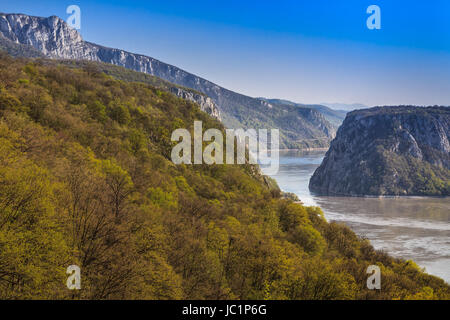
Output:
[[309, 106, 450, 196], [1, 53, 449, 299], [0, 12, 335, 149], [40, 58, 222, 119]]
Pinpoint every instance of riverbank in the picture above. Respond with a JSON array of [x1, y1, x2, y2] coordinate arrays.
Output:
[[269, 150, 450, 283]]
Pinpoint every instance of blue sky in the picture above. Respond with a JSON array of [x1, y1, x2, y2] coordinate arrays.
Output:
[[1, 0, 449, 106]]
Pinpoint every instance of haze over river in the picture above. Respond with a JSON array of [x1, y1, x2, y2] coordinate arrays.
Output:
[[266, 150, 450, 283]]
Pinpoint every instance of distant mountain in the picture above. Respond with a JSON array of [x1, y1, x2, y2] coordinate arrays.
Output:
[[309, 106, 450, 196], [0, 12, 336, 149], [261, 98, 347, 127], [320, 102, 368, 112]]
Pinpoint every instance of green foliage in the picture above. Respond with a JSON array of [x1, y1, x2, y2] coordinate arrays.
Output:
[[87, 100, 107, 122], [108, 102, 131, 125], [0, 53, 448, 299]]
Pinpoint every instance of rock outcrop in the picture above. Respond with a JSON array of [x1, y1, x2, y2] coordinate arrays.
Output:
[[169, 87, 221, 120], [309, 106, 450, 196]]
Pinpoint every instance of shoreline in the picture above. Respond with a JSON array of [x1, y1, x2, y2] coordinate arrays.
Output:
[[271, 152, 450, 283]]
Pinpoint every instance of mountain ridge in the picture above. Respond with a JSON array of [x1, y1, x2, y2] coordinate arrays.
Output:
[[0, 12, 336, 149], [320, 102, 368, 112], [261, 98, 347, 127]]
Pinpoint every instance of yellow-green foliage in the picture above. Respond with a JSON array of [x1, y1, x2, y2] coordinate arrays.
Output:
[[0, 53, 448, 299]]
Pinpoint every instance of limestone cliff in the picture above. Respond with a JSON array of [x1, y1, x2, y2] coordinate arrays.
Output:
[[309, 106, 450, 196]]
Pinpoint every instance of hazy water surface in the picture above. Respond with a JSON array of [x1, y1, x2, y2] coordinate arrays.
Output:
[[267, 150, 450, 283]]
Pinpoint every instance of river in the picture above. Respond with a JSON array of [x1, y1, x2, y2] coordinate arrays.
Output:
[[265, 150, 450, 283]]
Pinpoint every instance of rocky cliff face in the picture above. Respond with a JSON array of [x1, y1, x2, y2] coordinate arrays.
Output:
[[0, 33, 44, 57], [169, 87, 221, 120], [0, 14, 86, 58], [0, 12, 335, 149], [309, 106, 450, 196]]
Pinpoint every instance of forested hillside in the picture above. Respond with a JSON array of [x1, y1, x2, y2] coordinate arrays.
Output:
[[0, 13, 337, 150], [0, 53, 448, 299]]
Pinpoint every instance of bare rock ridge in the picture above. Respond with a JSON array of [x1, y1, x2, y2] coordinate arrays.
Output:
[[309, 106, 450, 196], [0, 12, 335, 149]]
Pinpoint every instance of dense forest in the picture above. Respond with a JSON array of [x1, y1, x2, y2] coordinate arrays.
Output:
[[0, 52, 449, 299]]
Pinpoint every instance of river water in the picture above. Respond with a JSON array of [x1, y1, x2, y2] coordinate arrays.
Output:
[[266, 150, 450, 283]]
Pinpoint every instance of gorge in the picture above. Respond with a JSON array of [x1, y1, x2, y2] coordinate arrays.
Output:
[[0, 12, 337, 150]]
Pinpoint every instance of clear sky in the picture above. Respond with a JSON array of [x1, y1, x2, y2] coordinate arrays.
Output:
[[1, 0, 449, 106]]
